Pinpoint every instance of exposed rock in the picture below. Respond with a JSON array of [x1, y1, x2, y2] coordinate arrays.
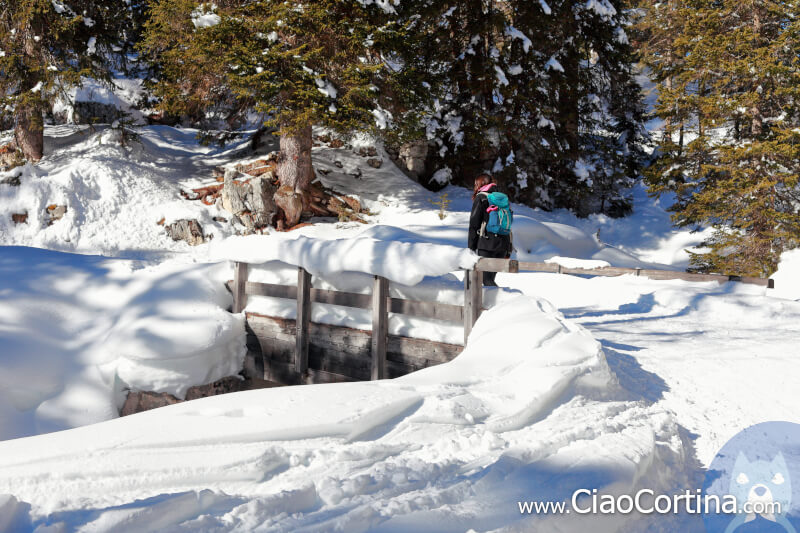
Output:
[[367, 158, 383, 169], [348, 167, 363, 179], [166, 219, 206, 246], [185, 376, 246, 401], [47, 205, 67, 225], [247, 175, 278, 229], [221, 169, 278, 231], [212, 216, 228, 223], [0, 143, 24, 172], [316, 133, 331, 144], [120, 391, 180, 416], [222, 169, 248, 215], [357, 146, 378, 158], [329, 139, 345, 149], [11, 213, 28, 224], [333, 160, 344, 169], [120, 376, 279, 416], [398, 140, 429, 177]]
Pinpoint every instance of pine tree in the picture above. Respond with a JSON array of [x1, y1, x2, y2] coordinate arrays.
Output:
[[639, 0, 800, 276], [141, 0, 414, 227], [0, 1, 135, 161], [397, 0, 645, 216]]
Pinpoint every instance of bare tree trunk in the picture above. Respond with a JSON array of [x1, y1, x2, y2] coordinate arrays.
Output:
[[663, 76, 673, 143], [275, 124, 313, 228], [751, 107, 763, 137], [14, 99, 44, 162]]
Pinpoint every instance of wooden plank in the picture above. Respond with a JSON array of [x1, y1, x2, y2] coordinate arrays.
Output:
[[389, 298, 463, 323], [517, 261, 560, 273], [310, 345, 371, 381], [475, 258, 519, 273], [247, 311, 464, 383], [311, 287, 372, 309], [233, 262, 249, 313], [387, 335, 463, 363], [514, 261, 773, 287], [371, 275, 389, 380], [245, 282, 372, 308], [561, 266, 644, 278], [296, 267, 312, 375], [263, 359, 356, 386], [245, 281, 297, 299], [463, 269, 482, 344]]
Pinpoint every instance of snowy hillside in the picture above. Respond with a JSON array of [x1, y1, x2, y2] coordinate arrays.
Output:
[[1, 126, 799, 532]]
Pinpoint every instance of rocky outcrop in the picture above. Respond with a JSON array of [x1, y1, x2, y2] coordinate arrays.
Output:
[[222, 168, 278, 232], [356, 146, 378, 158], [165, 219, 207, 246], [398, 140, 430, 178], [120, 391, 181, 416], [11, 213, 27, 224], [120, 376, 277, 416]]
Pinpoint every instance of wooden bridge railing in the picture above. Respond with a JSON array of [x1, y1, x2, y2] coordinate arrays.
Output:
[[231, 258, 774, 382], [232, 263, 468, 381]]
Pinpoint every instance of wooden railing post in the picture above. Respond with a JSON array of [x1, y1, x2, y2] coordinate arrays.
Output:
[[463, 268, 482, 344], [371, 275, 389, 380], [296, 267, 312, 375], [233, 261, 249, 313]]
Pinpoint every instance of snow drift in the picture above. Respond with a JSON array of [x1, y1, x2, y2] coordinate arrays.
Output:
[[0, 295, 694, 532], [0, 247, 245, 441]]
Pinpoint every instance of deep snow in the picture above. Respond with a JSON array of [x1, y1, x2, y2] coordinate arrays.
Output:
[[1, 124, 798, 532], [0, 297, 698, 532], [0, 247, 244, 441]]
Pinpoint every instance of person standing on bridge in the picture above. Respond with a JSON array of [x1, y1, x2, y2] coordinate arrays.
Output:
[[468, 174, 513, 287]]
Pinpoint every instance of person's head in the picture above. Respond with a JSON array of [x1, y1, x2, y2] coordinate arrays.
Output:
[[472, 174, 495, 200]]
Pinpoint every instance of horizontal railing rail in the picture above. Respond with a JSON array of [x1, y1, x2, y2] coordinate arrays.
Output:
[[474, 258, 775, 288]]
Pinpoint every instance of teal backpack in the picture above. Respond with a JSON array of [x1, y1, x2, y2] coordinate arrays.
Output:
[[482, 192, 513, 236]]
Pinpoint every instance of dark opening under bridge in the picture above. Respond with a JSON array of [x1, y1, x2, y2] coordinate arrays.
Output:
[[231, 258, 774, 386]]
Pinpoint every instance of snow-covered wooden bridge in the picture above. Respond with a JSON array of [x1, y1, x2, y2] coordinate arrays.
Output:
[[230, 258, 773, 386]]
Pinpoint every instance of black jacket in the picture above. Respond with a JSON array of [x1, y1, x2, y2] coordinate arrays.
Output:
[[468, 192, 512, 255]]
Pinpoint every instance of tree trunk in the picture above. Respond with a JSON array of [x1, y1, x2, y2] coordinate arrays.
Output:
[[275, 124, 313, 228], [751, 107, 763, 137], [14, 99, 44, 162]]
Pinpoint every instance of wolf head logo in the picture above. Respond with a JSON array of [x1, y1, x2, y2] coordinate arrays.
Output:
[[724, 452, 796, 533]]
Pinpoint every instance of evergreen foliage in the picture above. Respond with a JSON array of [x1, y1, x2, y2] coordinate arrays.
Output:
[[140, 0, 417, 225], [0, 0, 137, 160], [141, 0, 413, 140], [638, 0, 800, 276], [397, 0, 646, 216]]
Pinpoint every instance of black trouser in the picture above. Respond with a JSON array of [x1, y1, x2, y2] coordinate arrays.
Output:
[[477, 249, 507, 286]]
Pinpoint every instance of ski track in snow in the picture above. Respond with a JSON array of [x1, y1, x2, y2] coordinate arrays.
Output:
[[1, 125, 798, 532]]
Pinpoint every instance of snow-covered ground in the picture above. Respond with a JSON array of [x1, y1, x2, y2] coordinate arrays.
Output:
[[1, 125, 798, 532]]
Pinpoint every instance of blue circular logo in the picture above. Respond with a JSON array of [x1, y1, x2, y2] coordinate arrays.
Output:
[[703, 421, 800, 532]]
